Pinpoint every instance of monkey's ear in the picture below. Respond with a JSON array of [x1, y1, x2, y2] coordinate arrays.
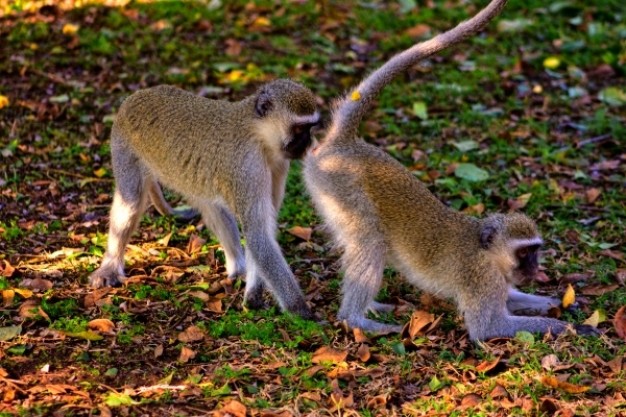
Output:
[[255, 91, 273, 117], [480, 224, 498, 249]]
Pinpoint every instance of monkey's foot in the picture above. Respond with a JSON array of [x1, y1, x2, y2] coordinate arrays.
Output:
[[244, 290, 269, 311], [342, 316, 403, 335], [89, 268, 126, 288]]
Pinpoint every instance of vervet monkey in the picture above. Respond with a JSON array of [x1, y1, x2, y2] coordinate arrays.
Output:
[[90, 80, 320, 320], [304, 0, 595, 340]]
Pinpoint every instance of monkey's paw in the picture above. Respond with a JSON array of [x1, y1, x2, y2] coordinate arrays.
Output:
[[574, 324, 601, 337], [89, 268, 125, 288]]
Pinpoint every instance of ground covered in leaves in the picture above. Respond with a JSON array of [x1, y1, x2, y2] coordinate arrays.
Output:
[[1, 0, 625, 416]]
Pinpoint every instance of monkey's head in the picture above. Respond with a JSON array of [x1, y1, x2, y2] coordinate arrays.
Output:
[[480, 213, 543, 286], [254, 79, 320, 160]]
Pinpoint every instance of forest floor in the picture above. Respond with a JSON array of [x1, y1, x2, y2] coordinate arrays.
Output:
[[1, 0, 625, 416]]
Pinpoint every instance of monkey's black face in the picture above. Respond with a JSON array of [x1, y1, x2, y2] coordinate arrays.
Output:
[[512, 244, 541, 285], [283, 122, 317, 159]]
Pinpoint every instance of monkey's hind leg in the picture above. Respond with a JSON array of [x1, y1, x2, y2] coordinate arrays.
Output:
[[90, 138, 149, 288], [507, 288, 560, 316], [338, 242, 402, 334], [198, 202, 246, 278]]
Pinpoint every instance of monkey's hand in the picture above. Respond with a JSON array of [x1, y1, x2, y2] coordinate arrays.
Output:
[[171, 205, 200, 223], [574, 324, 601, 337]]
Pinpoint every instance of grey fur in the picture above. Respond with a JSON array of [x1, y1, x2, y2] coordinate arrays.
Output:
[[303, 0, 594, 340], [90, 80, 319, 320]]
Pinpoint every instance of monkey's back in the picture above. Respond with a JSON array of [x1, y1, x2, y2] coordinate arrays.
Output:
[[305, 138, 481, 293], [112, 85, 264, 208]]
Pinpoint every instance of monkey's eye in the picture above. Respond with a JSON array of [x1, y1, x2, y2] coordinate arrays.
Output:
[[516, 248, 528, 258]]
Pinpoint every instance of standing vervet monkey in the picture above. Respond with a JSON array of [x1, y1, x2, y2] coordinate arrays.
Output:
[[304, 0, 596, 340], [90, 80, 320, 320]]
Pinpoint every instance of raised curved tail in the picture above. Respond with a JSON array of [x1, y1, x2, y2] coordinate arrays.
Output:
[[325, 0, 508, 143]]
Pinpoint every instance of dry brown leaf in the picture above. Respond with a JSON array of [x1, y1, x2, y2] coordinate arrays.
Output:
[[508, 193, 532, 211], [205, 297, 223, 313], [541, 354, 560, 371], [188, 290, 209, 301], [151, 265, 185, 283], [460, 393, 482, 408], [179, 346, 196, 363], [489, 384, 509, 399], [613, 306, 626, 341], [87, 318, 115, 334], [616, 269, 626, 286], [475, 357, 500, 373], [540, 397, 560, 414], [83, 288, 112, 309], [186, 234, 206, 255], [312, 346, 348, 364], [287, 226, 312, 241], [404, 23, 431, 38], [404, 310, 435, 339], [19, 299, 49, 320], [540, 375, 590, 393], [561, 272, 592, 283], [2, 289, 15, 307], [20, 278, 53, 292], [356, 343, 371, 362], [353, 328, 369, 343], [366, 394, 387, 409], [585, 188, 602, 203], [216, 399, 246, 417], [581, 284, 619, 296], [0, 260, 15, 277], [154, 344, 164, 359], [178, 325, 205, 343]]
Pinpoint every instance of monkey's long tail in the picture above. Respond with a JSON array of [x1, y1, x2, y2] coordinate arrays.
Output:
[[325, 0, 508, 144]]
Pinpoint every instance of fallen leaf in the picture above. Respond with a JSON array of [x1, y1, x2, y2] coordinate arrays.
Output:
[[475, 357, 500, 373], [582, 310, 606, 327], [562, 284, 575, 308], [216, 400, 246, 417], [489, 384, 509, 399], [93, 167, 108, 178], [613, 306, 626, 341], [581, 284, 619, 296], [454, 163, 489, 182], [88, 318, 116, 334], [178, 325, 205, 343], [205, 297, 223, 313], [541, 354, 560, 371], [460, 393, 482, 408], [404, 23, 431, 38], [287, 226, 312, 241], [356, 344, 371, 362], [541, 375, 590, 393], [157, 232, 172, 247], [2, 289, 14, 307], [535, 271, 552, 283], [179, 346, 196, 363], [405, 310, 435, 339], [543, 56, 561, 69], [0, 94, 9, 109], [585, 188, 602, 203], [154, 344, 164, 359], [20, 278, 53, 292], [0, 325, 22, 341], [508, 193, 532, 211], [0, 260, 15, 277], [63, 330, 104, 341], [312, 346, 348, 364], [186, 234, 206, 255], [62, 23, 79, 35], [353, 328, 369, 343], [19, 299, 50, 320]]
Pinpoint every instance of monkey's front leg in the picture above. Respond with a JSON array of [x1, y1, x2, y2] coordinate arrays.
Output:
[[506, 287, 561, 316], [241, 210, 314, 320]]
